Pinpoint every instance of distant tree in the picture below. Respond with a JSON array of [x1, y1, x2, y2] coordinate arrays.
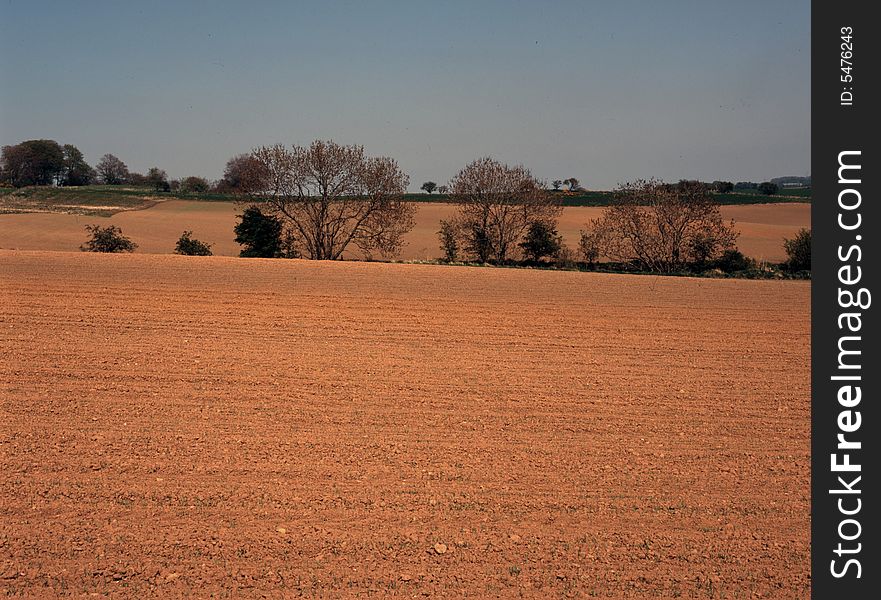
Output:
[[168, 179, 181, 192], [147, 167, 169, 192], [437, 219, 459, 262], [234, 206, 284, 258], [180, 176, 210, 193], [519, 220, 562, 262], [588, 179, 738, 273], [783, 228, 811, 271], [218, 153, 267, 193], [465, 222, 494, 263], [688, 232, 720, 268], [174, 231, 213, 256], [714, 249, 753, 273], [95, 154, 129, 185], [127, 172, 148, 186], [437, 185, 449, 195], [564, 177, 582, 192], [712, 180, 734, 194], [552, 179, 562, 191], [578, 229, 601, 266], [734, 181, 758, 190], [420, 181, 437, 194], [445, 157, 560, 263], [80, 224, 137, 253], [0, 140, 65, 187], [244, 140, 413, 260], [60, 144, 94, 186], [758, 181, 779, 196]]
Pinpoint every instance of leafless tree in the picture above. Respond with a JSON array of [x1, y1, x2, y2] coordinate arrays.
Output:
[[243, 140, 414, 260], [588, 179, 738, 273], [95, 154, 129, 185], [217, 153, 268, 193], [446, 157, 560, 263]]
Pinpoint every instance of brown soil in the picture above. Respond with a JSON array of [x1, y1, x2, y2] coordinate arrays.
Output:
[[0, 250, 809, 597], [0, 201, 810, 263]]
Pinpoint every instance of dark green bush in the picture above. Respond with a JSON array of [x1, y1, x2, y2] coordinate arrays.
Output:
[[520, 221, 562, 262], [80, 224, 137, 253], [234, 206, 284, 258], [783, 228, 811, 271], [758, 181, 779, 196], [713, 249, 754, 273], [437, 219, 459, 262], [174, 231, 213, 256]]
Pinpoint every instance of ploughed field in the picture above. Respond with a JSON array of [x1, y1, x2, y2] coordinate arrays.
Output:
[[0, 251, 810, 597], [0, 201, 810, 263]]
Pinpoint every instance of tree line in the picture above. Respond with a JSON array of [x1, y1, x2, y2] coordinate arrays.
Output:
[[4, 137, 809, 275], [0, 139, 212, 193]]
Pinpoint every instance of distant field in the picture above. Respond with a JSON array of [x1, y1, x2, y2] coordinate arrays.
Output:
[[0, 184, 811, 214], [0, 200, 811, 263], [0, 185, 159, 216], [0, 250, 810, 597]]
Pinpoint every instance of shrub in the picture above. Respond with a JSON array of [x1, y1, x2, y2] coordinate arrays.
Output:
[[174, 231, 213, 256], [437, 219, 459, 262], [234, 206, 284, 258], [713, 249, 754, 273], [180, 176, 210, 193], [465, 223, 494, 263], [588, 179, 738, 273], [555, 245, 578, 269], [80, 224, 137, 253], [578, 229, 601, 266], [687, 232, 719, 269], [783, 228, 811, 271], [758, 181, 779, 196], [447, 157, 560, 263], [520, 220, 562, 262]]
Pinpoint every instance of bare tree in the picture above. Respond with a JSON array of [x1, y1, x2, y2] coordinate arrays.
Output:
[[564, 177, 581, 192], [446, 157, 560, 263], [217, 153, 268, 193], [243, 140, 414, 260], [588, 179, 738, 273], [147, 167, 169, 192], [95, 154, 129, 185]]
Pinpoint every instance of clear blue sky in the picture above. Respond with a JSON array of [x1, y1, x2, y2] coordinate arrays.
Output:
[[0, 0, 809, 190]]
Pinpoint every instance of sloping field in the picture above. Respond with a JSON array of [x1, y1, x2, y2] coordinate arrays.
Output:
[[0, 251, 810, 597], [0, 201, 810, 262]]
